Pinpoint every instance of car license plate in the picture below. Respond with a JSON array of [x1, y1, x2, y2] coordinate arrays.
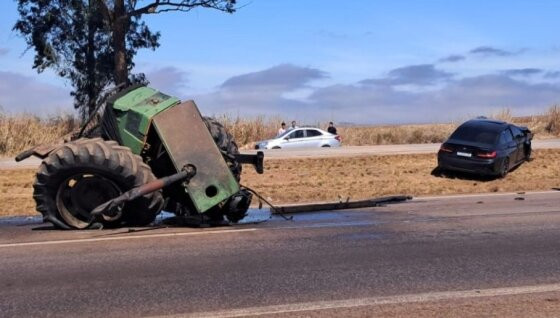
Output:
[[457, 151, 472, 157]]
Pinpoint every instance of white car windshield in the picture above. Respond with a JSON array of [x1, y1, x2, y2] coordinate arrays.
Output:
[[277, 129, 295, 138]]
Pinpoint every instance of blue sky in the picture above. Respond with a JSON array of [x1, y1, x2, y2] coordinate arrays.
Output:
[[1, 0, 560, 124]]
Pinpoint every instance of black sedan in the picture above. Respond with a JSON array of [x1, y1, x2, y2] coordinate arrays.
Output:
[[437, 119, 532, 177]]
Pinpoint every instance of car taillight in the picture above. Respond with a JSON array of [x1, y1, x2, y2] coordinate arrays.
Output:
[[335, 135, 341, 142], [439, 145, 453, 153], [477, 151, 497, 158]]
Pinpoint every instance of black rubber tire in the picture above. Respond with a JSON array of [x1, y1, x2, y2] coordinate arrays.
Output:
[[433, 166, 445, 176], [203, 117, 242, 181], [525, 145, 532, 161], [499, 157, 510, 178], [202, 117, 252, 223], [33, 138, 164, 229]]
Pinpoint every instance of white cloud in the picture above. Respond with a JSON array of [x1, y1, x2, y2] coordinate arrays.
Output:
[[195, 64, 560, 124], [0, 71, 72, 114], [145, 66, 189, 98], [196, 64, 327, 117]]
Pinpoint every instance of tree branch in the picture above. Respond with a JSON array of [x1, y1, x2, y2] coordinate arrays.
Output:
[[129, 0, 236, 17], [130, 0, 161, 16]]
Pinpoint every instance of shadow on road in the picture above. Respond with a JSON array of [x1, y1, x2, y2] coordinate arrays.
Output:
[[430, 166, 522, 182]]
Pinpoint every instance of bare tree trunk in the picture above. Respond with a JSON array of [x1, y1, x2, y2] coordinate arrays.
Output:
[[86, 0, 97, 115], [112, 0, 128, 86]]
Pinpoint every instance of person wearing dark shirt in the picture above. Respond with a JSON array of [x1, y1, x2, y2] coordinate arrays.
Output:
[[327, 121, 337, 134]]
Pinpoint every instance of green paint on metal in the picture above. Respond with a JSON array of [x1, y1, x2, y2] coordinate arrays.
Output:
[[111, 87, 180, 154], [108, 85, 242, 213], [151, 101, 240, 213]]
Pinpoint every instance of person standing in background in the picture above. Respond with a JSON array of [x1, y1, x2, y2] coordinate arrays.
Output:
[[291, 121, 298, 130], [327, 121, 337, 135], [277, 122, 287, 136]]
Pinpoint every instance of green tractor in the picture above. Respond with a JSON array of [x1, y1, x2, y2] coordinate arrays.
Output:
[[15, 85, 263, 229]]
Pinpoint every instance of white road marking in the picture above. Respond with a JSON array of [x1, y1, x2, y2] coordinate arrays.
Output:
[[0, 228, 257, 248], [0, 220, 381, 248], [1, 190, 558, 248], [149, 283, 560, 318]]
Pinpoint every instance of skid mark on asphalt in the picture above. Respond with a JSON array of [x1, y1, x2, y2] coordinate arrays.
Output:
[[152, 283, 560, 318]]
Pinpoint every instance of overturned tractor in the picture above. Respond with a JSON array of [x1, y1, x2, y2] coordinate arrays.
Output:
[[16, 85, 263, 229]]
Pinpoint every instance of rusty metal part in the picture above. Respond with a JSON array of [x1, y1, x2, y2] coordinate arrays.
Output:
[[151, 101, 239, 213], [272, 195, 412, 214], [91, 164, 197, 217], [234, 151, 264, 174], [15, 132, 74, 162], [14, 148, 36, 162]]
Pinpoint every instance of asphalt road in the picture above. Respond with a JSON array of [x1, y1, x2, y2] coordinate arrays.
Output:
[[2, 138, 560, 169], [1, 191, 560, 317]]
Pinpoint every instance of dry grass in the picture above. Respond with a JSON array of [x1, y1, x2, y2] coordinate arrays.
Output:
[[2, 149, 559, 217], [222, 106, 560, 149], [0, 112, 77, 156], [240, 149, 560, 205], [335, 123, 456, 146], [217, 115, 283, 147], [1, 106, 560, 156], [0, 169, 37, 217]]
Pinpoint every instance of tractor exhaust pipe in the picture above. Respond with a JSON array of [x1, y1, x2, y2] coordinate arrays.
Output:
[[91, 164, 197, 217]]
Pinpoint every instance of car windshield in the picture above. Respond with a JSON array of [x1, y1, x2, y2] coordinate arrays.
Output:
[[449, 125, 500, 145], [276, 129, 293, 138]]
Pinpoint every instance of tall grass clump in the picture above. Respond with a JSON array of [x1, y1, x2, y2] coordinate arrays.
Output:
[[490, 108, 514, 122], [0, 112, 77, 156], [491, 106, 560, 138], [336, 124, 456, 146], [217, 115, 285, 148], [544, 105, 560, 135]]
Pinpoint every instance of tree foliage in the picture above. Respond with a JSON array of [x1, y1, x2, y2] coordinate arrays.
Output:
[[14, 0, 236, 116]]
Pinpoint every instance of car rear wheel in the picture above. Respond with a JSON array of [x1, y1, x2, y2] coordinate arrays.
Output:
[[321, 144, 331, 147], [499, 157, 510, 178], [433, 166, 445, 176]]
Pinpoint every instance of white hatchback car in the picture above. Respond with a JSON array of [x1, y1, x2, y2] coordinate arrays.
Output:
[[255, 127, 341, 149]]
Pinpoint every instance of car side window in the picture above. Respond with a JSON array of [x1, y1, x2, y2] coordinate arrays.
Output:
[[510, 126, 524, 139], [305, 129, 322, 137], [500, 129, 513, 144], [288, 130, 305, 139]]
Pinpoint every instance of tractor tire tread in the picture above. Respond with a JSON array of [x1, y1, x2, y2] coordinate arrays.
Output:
[[33, 138, 164, 229]]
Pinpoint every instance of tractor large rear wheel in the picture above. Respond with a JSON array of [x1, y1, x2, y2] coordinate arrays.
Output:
[[203, 117, 251, 223], [33, 138, 164, 229]]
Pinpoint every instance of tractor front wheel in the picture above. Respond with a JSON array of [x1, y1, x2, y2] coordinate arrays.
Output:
[[203, 117, 242, 181], [203, 117, 252, 223], [33, 138, 164, 229]]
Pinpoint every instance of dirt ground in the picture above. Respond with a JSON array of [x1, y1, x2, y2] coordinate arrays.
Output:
[[1, 149, 559, 217]]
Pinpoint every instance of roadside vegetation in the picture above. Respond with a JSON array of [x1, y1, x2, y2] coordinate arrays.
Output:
[[0, 112, 78, 156], [1, 106, 559, 156], [2, 148, 559, 217]]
